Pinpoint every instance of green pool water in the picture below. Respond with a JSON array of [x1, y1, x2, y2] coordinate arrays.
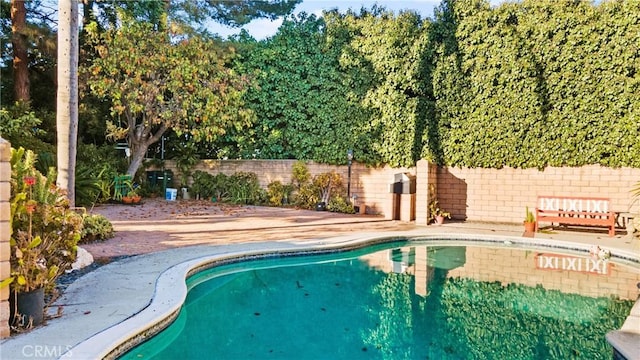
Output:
[[120, 243, 635, 360]]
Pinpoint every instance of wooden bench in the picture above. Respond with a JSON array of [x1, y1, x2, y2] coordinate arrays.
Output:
[[535, 196, 616, 237]]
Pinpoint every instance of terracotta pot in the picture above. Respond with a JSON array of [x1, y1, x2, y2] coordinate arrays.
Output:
[[435, 215, 445, 225], [122, 196, 133, 204], [524, 221, 536, 233]]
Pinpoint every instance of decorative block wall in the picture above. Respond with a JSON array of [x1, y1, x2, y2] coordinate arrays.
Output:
[[156, 160, 639, 226], [436, 165, 640, 224], [0, 138, 11, 338], [160, 159, 414, 217]]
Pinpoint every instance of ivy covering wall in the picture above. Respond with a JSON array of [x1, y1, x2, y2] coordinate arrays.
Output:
[[432, 0, 640, 169], [230, 0, 639, 169]]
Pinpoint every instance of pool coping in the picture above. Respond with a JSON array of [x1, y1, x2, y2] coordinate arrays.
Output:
[[0, 230, 638, 360], [67, 232, 640, 360]]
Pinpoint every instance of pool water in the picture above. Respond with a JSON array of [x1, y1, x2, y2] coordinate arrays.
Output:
[[121, 243, 636, 359]]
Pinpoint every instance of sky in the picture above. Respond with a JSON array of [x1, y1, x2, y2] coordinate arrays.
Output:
[[208, 1, 446, 40]]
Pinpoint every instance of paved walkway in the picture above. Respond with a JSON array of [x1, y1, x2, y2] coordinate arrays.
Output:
[[1, 199, 639, 359]]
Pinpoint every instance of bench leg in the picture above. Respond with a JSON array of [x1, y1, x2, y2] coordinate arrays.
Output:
[[608, 226, 615, 237]]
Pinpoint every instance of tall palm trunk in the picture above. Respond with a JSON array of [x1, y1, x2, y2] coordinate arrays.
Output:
[[56, 0, 79, 206], [11, 0, 29, 102]]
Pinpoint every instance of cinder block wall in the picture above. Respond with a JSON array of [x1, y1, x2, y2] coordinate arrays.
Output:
[[0, 138, 11, 338], [159, 160, 414, 216], [437, 165, 640, 223], [156, 159, 639, 224]]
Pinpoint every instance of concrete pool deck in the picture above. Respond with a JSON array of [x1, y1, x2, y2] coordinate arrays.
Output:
[[1, 200, 639, 359]]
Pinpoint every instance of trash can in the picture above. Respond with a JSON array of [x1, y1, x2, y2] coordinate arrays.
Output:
[[165, 188, 177, 201], [389, 173, 416, 221]]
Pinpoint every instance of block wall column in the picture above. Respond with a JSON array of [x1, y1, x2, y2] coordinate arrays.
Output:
[[0, 138, 11, 338], [415, 160, 436, 225], [415, 160, 429, 225]]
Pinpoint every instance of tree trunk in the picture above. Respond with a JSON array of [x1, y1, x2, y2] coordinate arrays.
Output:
[[56, 0, 79, 206], [11, 0, 29, 102], [127, 146, 148, 178]]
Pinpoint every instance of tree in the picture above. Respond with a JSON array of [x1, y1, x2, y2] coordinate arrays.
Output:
[[85, 19, 253, 177], [10, 0, 29, 102], [233, 13, 373, 164], [56, 0, 79, 206]]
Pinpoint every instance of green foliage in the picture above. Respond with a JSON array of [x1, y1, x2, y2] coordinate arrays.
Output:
[[5, 148, 83, 294], [313, 171, 344, 204], [0, 103, 45, 142], [190, 170, 265, 204], [73, 143, 128, 205], [232, 13, 377, 164], [74, 166, 103, 207], [291, 160, 311, 190], [432, 0, 640, 168], [525, 206, 535, 223], [333, 9, 431, 168], [0, 103, 55, 157], [266, 180, 293, 207], [429, 199, 450, 219], [434, 277, 634, 359], [80, 214, 114, 244], [173, 140, 200, 187], [293, 183, 320, 210], [228, 172, 265, 205], [327, 196, 355, 214], [84, 17, 253, 176]]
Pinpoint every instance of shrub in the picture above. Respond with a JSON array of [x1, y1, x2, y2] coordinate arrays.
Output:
[[291, 160, 310, 189], [229, 172, 263, 205], [327, 196, 355, 214], [2, 147, 83, 295], [267, 181, 285, 206], [313, 172, 344, 204], [80, 214, 114, 244], [294, 183, 320, 209], [191, 171, 230, 201]]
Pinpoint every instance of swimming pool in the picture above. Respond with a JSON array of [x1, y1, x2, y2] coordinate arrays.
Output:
[[119, 240, 638, 359]]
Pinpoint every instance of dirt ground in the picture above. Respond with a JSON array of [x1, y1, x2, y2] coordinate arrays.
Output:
[[83, 198, 416, 260]]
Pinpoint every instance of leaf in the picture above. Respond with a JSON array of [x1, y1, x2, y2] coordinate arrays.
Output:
[[0, 277, 14, 289], [48, 265, 59, 279], [28, 236, 42, 249]]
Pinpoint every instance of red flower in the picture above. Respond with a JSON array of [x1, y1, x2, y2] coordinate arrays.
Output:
[[25, 200, 37, 214], [24, 176, 36, 186]]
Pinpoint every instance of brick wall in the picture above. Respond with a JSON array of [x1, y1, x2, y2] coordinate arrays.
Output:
[[0, 138, 10, 338], [156, 160, 639, 224], [437, 165, 640, 223]]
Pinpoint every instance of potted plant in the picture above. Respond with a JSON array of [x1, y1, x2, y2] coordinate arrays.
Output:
[[124, 189, 141, 204], [524, 206, 536, 233], [1, 148, 82, 330], [429, 198, 451, 224], [121, 178, 141, 204]]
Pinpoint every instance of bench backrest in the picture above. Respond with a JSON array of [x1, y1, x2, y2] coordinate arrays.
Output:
[[537, 196, 611, 213]]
